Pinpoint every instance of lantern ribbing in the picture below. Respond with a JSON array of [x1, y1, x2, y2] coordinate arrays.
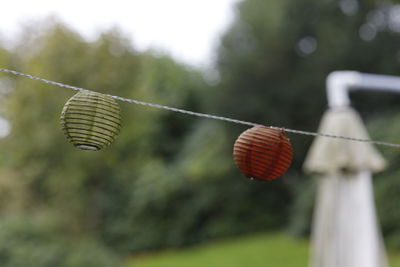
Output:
[[234, 126, 293, 181], [60, 91, 122, 151]]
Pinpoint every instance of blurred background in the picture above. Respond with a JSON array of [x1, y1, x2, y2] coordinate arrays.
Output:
[[1, 0, 400, 266]]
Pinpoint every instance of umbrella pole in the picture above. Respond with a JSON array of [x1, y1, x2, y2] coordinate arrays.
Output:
[[310, 171, 387, 267]]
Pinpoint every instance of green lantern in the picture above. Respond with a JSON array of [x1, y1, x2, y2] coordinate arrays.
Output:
[[60, 91, 122, 151]]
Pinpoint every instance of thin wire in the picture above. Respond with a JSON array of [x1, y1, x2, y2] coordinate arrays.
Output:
[[1, 67, 399, 148]]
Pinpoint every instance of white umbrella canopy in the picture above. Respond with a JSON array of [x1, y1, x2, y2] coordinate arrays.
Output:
[[304, 107, 388, 267], [304, 107, 386, 174]]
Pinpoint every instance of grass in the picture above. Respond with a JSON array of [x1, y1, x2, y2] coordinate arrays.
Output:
[[128, 232, 400, 267], [128, 233, 309, 267]]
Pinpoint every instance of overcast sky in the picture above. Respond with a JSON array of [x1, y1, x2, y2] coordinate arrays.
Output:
[[1, 0, 238, 66]]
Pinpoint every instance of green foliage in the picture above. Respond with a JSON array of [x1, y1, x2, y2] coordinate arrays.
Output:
[[214, 0, 400, 242], [216, 0, 400, 163], [0, 20, 296, 255], [288, 178, 316, 237], [1, 0, 400, 261], [0, 22, 209, 256], [0, 215, 121, 267], [101, 121, 291, 252], [368, 113, 400, 250]]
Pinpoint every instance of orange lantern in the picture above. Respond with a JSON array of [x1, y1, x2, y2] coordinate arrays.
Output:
[[233, 126, 293, 181]]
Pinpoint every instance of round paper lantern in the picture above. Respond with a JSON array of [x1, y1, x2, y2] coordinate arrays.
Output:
[[60, 91, 122, 151], [233, 126, 293, 181]]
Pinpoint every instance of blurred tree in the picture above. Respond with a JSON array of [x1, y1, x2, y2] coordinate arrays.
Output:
[[368, 112, 400, 249], [205, 0, 400, 237], [0, 22, 209, 257], [216, 0, 400, 163], [1, 0, 400, 261], [0, 215, 121, 267]]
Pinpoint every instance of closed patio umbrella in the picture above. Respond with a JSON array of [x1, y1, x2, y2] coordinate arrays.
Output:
[[304, 107, 387, 267]]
